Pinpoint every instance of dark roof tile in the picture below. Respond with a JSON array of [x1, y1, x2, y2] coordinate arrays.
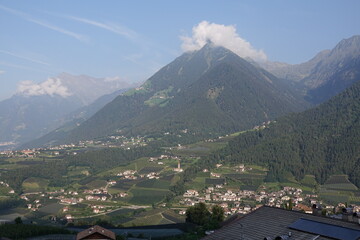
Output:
[[202, 206, 360, 240]]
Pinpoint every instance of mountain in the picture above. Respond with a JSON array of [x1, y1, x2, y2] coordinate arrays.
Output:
[[261, 35, 360, 104], [0, 94, 83, 148], [33, 44, 309, 147], [20, 89, 127, 149], [303, 35, 360, 103], [0, 74, 133, 149], [259, 49, 330, 82], [223, 78, 360, 187]]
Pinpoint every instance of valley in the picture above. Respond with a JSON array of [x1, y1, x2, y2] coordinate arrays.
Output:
[[0, 22, 359, 238], [1, 132, 359, 228]]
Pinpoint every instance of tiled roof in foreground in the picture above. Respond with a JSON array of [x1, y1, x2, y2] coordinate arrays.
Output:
[[202, 206, 360, 240]]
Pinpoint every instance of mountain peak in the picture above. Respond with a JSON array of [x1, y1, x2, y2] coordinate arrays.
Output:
[[331, 35, 360, 56], [197, 42, 232, 54]]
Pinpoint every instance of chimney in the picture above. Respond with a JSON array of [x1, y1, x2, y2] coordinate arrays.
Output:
[[342, 208, 354, 222], [312, 204, 322, 216], [353, 212, 360, 224]]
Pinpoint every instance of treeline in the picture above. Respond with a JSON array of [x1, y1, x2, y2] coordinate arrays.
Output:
[[0, 198, 25, 210], [2, 160, 69, 192], [220, 80, 360, 187], [0, 223, 71, 239]]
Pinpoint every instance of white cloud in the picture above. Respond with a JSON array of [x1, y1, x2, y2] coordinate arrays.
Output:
[[0, 50, 50, 66], [67, 16, 137, 40], [17, 78, 72, 97], [181, 21, 267, 62], [0, 5, 87, 42], [0, 70, 5, 74], [28, 18, 87, 42]]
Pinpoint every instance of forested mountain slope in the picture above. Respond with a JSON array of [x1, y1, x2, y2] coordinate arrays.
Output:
[[224, 79, 360, 187], [38, 44, 308, 146]]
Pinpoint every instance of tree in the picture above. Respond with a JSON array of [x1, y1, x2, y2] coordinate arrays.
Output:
[[14, 216, 22, 224], [186, 203, 210, 226], [284, 199, 293, 210], [186, 203, 224, 230], [211, 205, 225, 222]]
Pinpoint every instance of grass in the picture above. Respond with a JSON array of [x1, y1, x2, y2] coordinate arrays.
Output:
[[124, 212, 164, 227], [22, 177, 49, 192], [170, 139, 230, 157], [97, 157, 151, 177], [67, 166, 90, 177], [0, 164, 27, 170], [323, 175, 358, 191], [205, 178, 225, 185], [138, 166, 163, 174], [112, 179, 140, 191], [0, 186, 11, 195], [122, 208, 184, 227], [325, 175, 353, 184], [324, 183, 358, 191], [136, 179, 171, 189], [129, 188, 170, 205], [319, 192, 350, 204], [318, 175, 359, 204], [300, 175, 318, 188], [349, 195, 360, 204], [0, 224, 71, 239], [185, 177, 206, 190], [86, 180, 107, 189], [38, 202, 63, 214]]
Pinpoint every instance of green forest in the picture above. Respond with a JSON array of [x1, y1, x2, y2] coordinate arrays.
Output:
[[218, 79, 360, 187]]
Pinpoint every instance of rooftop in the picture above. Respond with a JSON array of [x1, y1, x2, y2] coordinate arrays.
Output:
[[202, 206, 360, 240], [76, 225, 116, 240]]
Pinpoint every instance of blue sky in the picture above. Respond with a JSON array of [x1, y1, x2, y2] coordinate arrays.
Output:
[[0, 0, 359, 100]]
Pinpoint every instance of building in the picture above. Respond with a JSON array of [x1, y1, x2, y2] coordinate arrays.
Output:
[[76, 225, 116, 240], [202, 206, 360, 240]]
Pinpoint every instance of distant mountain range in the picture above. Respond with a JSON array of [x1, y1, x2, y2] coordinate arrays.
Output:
[[21, 35, 360, 149], [27, 44, 309, 147], [261, 35, 360, 104], [0, 73, 134, 149]]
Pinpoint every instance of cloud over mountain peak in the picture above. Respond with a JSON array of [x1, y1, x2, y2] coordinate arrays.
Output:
[[17, 78, 72, 98], [181, 21, 267, 62]]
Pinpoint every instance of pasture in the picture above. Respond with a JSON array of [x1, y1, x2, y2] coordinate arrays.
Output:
[[22, 177, 49, 193], [129, 188, 170, 205]]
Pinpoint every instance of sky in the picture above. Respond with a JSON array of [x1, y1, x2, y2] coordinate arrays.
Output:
[[0, 0, 359, 101]]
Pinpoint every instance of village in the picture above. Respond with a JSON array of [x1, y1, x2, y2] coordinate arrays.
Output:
[[0, 135, 149, 158], [1, 156, 359, 224], [0, 135, 359, 226]]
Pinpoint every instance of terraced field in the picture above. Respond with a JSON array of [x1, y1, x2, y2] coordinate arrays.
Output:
[[320, 175, 359, 204], [323, 175, 358, 191]]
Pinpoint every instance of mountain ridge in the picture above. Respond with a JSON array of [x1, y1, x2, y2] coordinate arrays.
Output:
[[25, 44, 309, 147]]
